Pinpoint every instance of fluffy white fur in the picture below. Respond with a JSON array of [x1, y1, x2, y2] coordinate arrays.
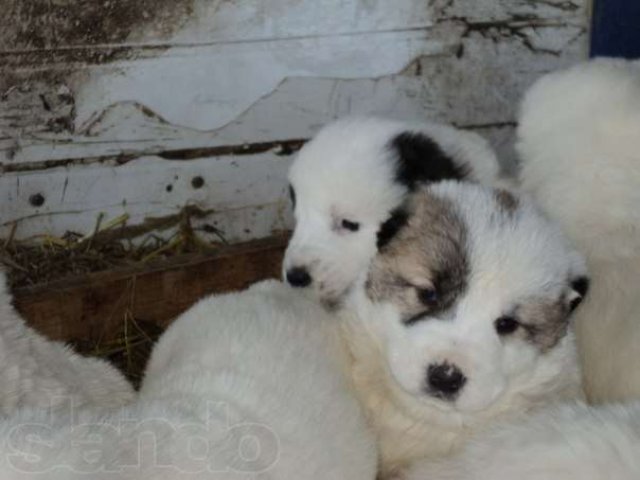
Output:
[[340, 182, 586, 477], [284, 116, 500, 304], [0, 183, 586, 479], [405, 401, 640, 480], [0, 281, 376, 479], [517, 58, 640, 403], [139, 280, 376, 479], [0, 270, 134, 415]]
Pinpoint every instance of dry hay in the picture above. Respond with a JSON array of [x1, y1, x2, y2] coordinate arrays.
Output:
[[0, 206, 226, 387], [0, 205, 225, 289], [72, 314, 165, 389]]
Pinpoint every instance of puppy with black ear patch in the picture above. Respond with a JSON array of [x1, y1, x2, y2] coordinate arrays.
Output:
[[283, 116, 500, 305], [340, 181, 588, 478]]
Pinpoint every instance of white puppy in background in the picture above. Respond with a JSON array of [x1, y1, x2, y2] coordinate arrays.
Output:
[[284, 116, 500, 305], [405, 401, 640, 480], [0, 270, 134, 415], [517, 58, 640, 403], [340, 182, 588, 478]]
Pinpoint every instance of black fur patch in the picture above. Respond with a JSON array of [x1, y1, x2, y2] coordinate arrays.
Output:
[[289, 184, 296, 207], [571, 276, 590, 297], [377, 207, 409, 249], [390, 131, 469, 190], [569, 276, 590, 312]]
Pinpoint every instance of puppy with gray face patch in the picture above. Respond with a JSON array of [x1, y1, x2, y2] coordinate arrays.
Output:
[[284, 116, 500, 306], [342, 181, 588, 478]]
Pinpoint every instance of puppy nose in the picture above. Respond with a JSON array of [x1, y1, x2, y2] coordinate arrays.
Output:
[[427, 363, 467, 400], [286, 267, 312, 288]]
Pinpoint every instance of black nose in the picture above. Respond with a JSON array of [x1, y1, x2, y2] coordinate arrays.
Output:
[[427, 363, 466, 400], [286, 267, 312, 288]]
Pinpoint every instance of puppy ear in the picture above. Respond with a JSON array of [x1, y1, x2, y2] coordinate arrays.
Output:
[[390, 131, 469, 190], [377, 206, 409, 249], [567, 276, 590, 312]]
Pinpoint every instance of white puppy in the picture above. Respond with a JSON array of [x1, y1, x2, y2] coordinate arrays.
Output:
[[405, 401, 640, 480], [137, 280, 376, 479], [0, 185, 586, 479], [0, 281, 376, 479], [284, 116, 500, 305], [341, 182, 588, 478], [0, 270, 134, 415], [517, 58, 640, 403]]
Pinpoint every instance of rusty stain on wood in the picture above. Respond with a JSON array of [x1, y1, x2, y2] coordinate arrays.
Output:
[[0, 152, 137, 173], [157, 139, 307, 161], [1, 139, 305, 173], [13, 234, 289, 344]]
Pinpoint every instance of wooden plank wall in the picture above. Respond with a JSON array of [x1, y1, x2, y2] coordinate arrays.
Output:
[[13, 235, 288, 343], [1, 0, 591, 246]]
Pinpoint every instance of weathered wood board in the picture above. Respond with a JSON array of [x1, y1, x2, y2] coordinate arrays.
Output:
[[0, 148, 295, 244], [0, 0, 590, 243], [13, 235, 288, 343]]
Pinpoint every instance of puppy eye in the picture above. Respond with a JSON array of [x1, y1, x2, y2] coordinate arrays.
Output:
[[495, 316, 519, 335], [341, 219, 360, 232], [418, 287, 438, 306]]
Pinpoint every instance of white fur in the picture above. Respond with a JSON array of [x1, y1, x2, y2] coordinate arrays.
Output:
[[0, 270, 134, 415], [517, 58, 640, 403], [0, 281, 377, 479], [405, 401, 640, 480], [138, 280, 376, 479], [341, 182, 585, 477], [0, 183, 585, 479], [284, 116, 500, 304]]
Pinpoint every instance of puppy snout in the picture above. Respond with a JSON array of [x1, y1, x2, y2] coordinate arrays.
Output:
[[426, 362, 467, 400], [286, 267, 313, 288]]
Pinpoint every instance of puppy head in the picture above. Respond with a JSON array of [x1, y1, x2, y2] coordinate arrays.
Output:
[[283, 116, 472, 306], [363, 182, 587, 416]]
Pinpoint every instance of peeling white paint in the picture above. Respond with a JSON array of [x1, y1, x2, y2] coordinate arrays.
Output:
[[73, 30, 448, 132], [0, 0, 591, 243], [0, 152, 292, 243]]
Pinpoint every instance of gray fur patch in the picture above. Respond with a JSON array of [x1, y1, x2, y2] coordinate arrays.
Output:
[[494, 188, 519, 214], [366, 187, 469, 323], [515, 298, 571, 352]]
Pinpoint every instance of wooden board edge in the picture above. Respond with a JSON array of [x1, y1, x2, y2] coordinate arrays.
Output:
[[13, 234, 289, 342]]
